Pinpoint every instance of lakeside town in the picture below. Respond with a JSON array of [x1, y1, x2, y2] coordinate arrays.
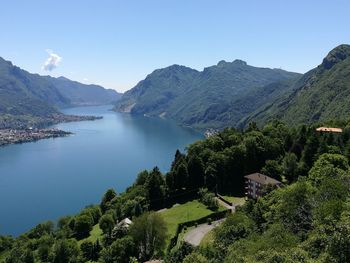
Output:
[[0, 128, 72, 146], [0, 115, 104, 147]]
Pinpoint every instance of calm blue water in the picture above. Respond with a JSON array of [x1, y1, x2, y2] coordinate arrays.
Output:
[[0, 105, 203, 236]]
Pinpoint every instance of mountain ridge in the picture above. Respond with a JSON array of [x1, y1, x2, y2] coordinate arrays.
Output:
[[242, 44, 350, 126], [0, 56, 121, 128], [114, 59, 301, 129]]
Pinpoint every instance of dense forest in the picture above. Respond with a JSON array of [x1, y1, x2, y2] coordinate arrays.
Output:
[[1, 119, 350, 262]]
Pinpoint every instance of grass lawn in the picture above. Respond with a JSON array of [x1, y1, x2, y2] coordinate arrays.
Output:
[[222, 196, 246, 206], [160, 200, 214, 244], [77, 224, 103, 245]]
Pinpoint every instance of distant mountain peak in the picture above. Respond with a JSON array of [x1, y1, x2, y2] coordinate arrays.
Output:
[[0, 56, 13, 67], [57, 76, 70, 81], [152, 64, 199, 77], [232, 59, 247, 66], [165, 64, 196, 71], [217, 60, 228, 66], [321, 44, 350, 70], [217, 59, 247, 67]]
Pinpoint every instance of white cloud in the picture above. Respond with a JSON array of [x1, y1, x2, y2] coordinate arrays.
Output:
[[42, 49, 62, 71]]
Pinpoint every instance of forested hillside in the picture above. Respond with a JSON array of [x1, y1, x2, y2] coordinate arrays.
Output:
[[244, 44, 350, 127], [114, 60, 300, 129], [116, 45, 350, 131], [2, 119, 350, 262], [0, 57, 120, 129]]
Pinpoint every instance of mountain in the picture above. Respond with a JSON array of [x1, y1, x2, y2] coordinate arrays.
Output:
[[114, 60, 301, 129], [45, 76, 121, 106], [0, 56, 120, 128], [0, 57, 65, 117], [243, 44, 350, 126]]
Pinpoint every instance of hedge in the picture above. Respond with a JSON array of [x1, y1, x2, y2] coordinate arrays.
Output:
[[216, 193, 233, 206]]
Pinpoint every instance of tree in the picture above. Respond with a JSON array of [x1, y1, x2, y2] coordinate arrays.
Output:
[[183, 252, 209, 263], [326, 218, 350, 262], [134, 170, 149, 186], [99, 214, 115, 236], [223, 144, 246, 195], [282, 152, 299, 182], [37, 235, 54, 262], [165, 171, 175, 190], [100, 189, 117, 213], [57, 216, 72, 231], [301, 134, 320, 170], [99, 236, 136, 263], [92, 239, 102, 261], [145, 167, 165, 210], [129, 212, 167, 261], [74, 214, 93, 239], [80, 240, 93, 261], [0, 235, 13, 253], [134, 202, 143, 217], [309, 153, 349, 185], [111, 223, 128, 239], [51, 239, 80, 263], [27, 221, 54, 239], [81, 205, 102, 224], [174, 161, 189, 189], [166, 241, 194, 263], [243, 131, 278, 174], [38, 243, 51, 262], [313, 177, 349, 225], [5, 246, 34, 263], [171, 149, 186, 171], [187, 156, 205, 189], [261, 159, 282, 181], [214, 212, 254, 251], [198, 188, 218, 211], [274, 180, 314, 236], [204, 163, 217, 191]]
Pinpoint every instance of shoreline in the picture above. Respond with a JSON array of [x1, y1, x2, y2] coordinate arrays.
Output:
[[0, 114, 103, 147], [0, 128, 72, 147]]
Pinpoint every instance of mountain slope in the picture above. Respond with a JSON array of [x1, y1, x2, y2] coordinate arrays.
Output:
[[244, 44, 350, 126], [114, 60, 300, 129], [0, 57, 120, 128], [46, 76, 121, 106], [0, 57, 65, 117], [0, 57, 120, 116]]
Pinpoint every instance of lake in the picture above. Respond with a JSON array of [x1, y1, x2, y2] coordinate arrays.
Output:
[[0, 105, 203, 236]]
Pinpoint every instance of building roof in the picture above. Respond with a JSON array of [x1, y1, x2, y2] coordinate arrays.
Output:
[[316, 127, 343, 133], [244, 173, 281, 185], [117, 217, 132, 228]]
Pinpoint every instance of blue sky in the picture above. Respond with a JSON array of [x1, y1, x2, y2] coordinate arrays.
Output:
[[1, 0, 349, 92]]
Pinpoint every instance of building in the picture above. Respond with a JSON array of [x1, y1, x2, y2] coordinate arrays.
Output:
[[117, 217, 132, 228], [316, 127, 343, 133], [244, 173, 281, 199]]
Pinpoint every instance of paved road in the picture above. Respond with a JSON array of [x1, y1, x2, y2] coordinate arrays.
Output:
[[183, 220, 223, 246]]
